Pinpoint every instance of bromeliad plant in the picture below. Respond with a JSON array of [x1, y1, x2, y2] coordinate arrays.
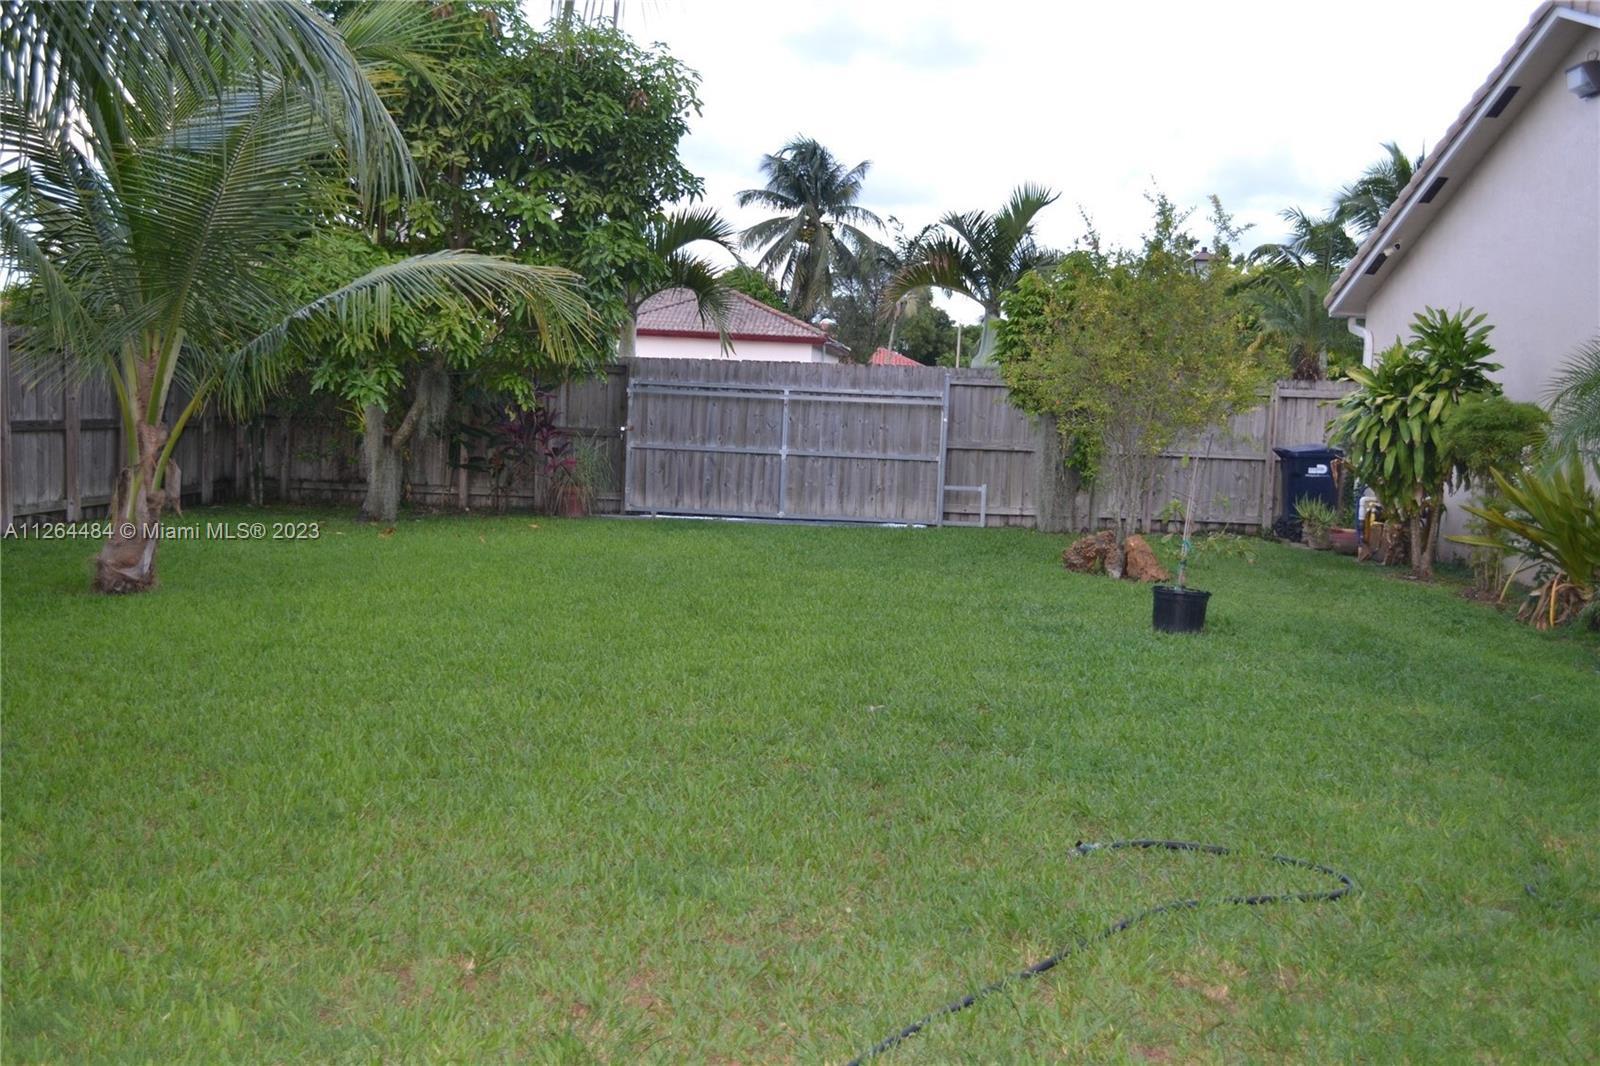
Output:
[[1450, 452, 1600, 629], [1331, 308, 1501, 580], [1295, 496, 1337, 549], [1, 1, 592, 591]]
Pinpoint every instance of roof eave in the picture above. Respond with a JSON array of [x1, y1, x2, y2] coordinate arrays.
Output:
[[1326, 3, 1600, 318]]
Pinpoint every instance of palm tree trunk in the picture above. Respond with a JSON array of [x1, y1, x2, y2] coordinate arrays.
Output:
[[93, 342, 187, 594], [971, 315, 1000, 366]]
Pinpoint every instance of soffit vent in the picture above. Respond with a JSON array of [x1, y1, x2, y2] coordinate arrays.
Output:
[[1485, 85, 1520, 117], [1418, 176, 1448, 203]]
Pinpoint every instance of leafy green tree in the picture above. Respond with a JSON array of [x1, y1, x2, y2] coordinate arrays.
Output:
[[1546, 335, 1600, 457], [1335, 142, 1423, 236], [309, 3, 700, 517], [887, 184, 1058, 366], [2, 0, 590, 591], [379, 8, 704, 298], [1332, 309, 1502, 579], [736, 137, 883, 319], [996, 201, 1268, 536], [618, 207, 738, 359], [721, 265, 787, 311], [1245, 269, 1361, 380], [1441, 394, 1549, 489]]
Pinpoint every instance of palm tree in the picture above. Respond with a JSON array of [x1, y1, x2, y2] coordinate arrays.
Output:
[[1245, 270, 1361, 380], [2, 1, 593, 592], [1335, 142, 1423, 236], [885, 184, 1058, 366], [1547, 335, 1600, 456], [1247, 207, 1357, 274], [619, 207, 738, 359], [736, 137, 883, 319]]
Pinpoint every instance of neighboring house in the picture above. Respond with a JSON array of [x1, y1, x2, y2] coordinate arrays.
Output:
[[868, 347, 922, 367], [1326, 1, 1600, 404], [633, 287, 848, 363]]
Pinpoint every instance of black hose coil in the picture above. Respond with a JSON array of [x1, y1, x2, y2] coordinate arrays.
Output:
[[842, 838, 1356, 1064]]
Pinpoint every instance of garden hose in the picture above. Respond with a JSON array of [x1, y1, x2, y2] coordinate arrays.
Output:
[[842, 839, 1355, 1065]]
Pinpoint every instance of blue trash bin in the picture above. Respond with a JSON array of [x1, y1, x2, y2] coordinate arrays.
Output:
[[1272, 445, 1343, 522]]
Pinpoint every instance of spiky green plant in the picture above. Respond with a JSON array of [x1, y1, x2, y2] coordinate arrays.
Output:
[[1450, 452, 1600, 629], [1546, 334, 1600, 457]]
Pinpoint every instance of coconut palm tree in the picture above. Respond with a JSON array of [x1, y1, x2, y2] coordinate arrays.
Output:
[[1, 1, 594, 593], [885, 184, 1058, 366], [1245, 270, 1361, 380], [736, 137, 883, 319], [618, 207, 738, 359], [1335, 142, 1423, 236]]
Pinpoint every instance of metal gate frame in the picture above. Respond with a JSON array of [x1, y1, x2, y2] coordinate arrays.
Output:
[[623, 375, 955, 524]]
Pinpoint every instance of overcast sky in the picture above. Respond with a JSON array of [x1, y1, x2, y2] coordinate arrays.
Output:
[[608, 0, 1535, 321]]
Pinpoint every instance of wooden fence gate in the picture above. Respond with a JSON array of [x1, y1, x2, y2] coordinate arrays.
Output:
[[624, 360, 949, 523]]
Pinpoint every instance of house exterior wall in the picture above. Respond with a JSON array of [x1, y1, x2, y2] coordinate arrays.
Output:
[[1356, 29, 1600, 554], [1361, 29, 1600, 403], [633, 334, 838, 363]]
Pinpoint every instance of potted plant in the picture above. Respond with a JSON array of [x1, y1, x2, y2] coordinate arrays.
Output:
[[548, 438, 610, 517], [1153, 452, 1211, 633], [1327, 457, 1359, 554], [1295, 496, 1336, 550]]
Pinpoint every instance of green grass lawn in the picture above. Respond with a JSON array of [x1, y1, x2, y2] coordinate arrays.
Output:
[[3, 509, 1597, 1064]]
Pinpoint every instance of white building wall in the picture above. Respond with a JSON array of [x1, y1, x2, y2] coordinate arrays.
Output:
[[1357, 30, 1600, 555], [1361, 29, 1600, 403], [634, 335, 838, 363]]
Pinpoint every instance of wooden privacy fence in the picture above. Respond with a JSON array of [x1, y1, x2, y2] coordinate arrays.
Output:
[[2, 344, 1351, 532], [623, 360, 1038, 525], [0, 330, 226, 524]]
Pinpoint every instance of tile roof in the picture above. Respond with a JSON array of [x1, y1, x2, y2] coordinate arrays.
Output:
[[869, 347, 922, 367], [636, 287, 828, 342], [1328, 1, 1600, 312]]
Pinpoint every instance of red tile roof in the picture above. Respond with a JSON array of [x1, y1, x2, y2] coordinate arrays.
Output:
[[869, 347, 922, 367], [636, 287, 829, 344]]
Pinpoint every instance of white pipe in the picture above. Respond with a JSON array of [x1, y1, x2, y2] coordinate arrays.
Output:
[[1347, 317, 1375, 367]]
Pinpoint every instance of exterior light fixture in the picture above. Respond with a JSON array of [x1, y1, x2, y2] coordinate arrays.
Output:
[[1189, 246, 1215, 275], [1569, 52, 1600, 98]]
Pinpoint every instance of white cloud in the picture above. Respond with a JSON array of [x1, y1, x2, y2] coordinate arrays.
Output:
[[615, 0, 1537, 319]]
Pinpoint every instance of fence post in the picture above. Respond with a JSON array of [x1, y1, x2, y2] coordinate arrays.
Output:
[[934, 372, 950, 526], [0, 329, 11, 528], [62, 357, 81, 522], [1258, 382, 1279, 531], [1033, 414, 1075, 533], [200, 409, 214, 505]]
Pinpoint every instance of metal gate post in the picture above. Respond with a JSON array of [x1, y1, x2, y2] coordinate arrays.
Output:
[[622, 378, 636, 513], [934, 371, 950, 526], [777, 387, 790, 517]]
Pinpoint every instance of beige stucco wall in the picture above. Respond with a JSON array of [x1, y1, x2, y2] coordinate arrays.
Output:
[[1362, 30, 1600, 398], [634, 334, 839, 363], [1359, 29, 1600, 553]]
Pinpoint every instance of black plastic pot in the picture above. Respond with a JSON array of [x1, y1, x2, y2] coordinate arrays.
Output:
[[1153, 585, 1210, 633]]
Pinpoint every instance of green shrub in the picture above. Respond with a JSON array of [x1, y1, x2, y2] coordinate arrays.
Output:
[[1450, 451, 1600, 629]]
